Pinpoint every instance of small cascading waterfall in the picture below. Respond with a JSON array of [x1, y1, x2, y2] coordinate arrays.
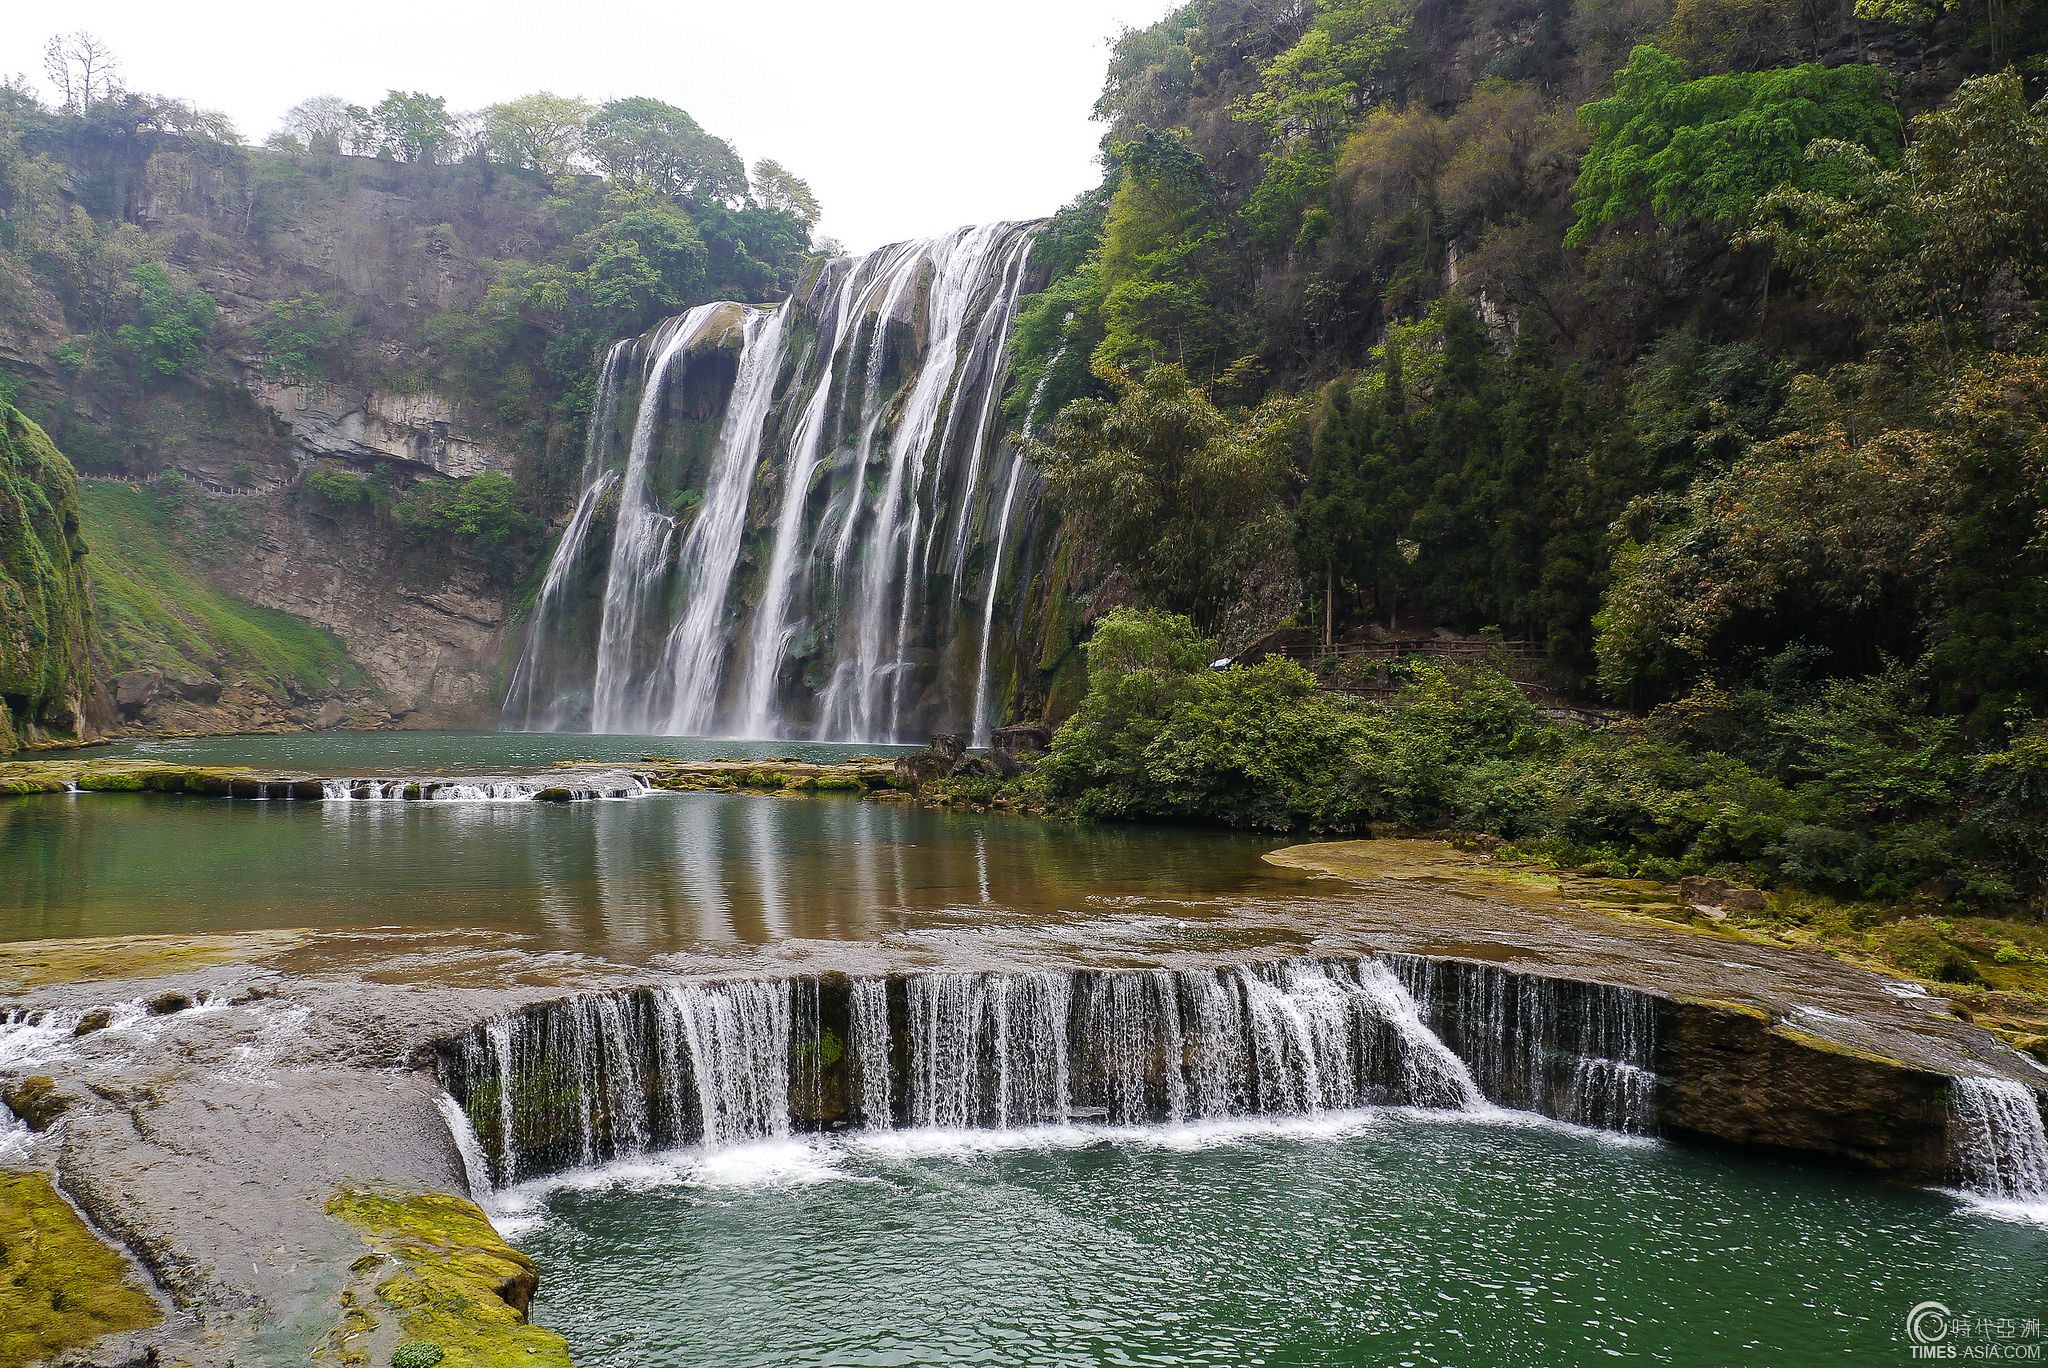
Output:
[[1949, 1076, 2048, 1203], [318, 771, 652, 803], [503, 223, 1045, 743], [1390, 954, 1660, 1134], [438, 956, 1658, 1190]]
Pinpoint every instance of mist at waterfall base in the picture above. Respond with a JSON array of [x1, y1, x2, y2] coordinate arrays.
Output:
[[511, 1117, 2046, 1366], [505, 223, 1048, 747]]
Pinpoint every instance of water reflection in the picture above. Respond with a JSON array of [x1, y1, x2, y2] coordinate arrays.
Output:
[[0, 792, 1277, 955]]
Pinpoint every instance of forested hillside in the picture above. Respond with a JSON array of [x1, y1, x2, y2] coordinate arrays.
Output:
[[0, 57, 819, 727], [1009, 0, 2048, 922]]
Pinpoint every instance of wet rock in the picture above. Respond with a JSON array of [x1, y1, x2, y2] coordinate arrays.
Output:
[[1679, 877, 1767, 915], [112, 670, 161, 716], [72, 1007, 114, 1037], [146, 990, 194, 1016], [991, 723, 1050, 763], [4, 1074, 70, 1130]]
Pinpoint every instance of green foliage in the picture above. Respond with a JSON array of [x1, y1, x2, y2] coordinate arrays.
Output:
[[392, 1342, 446, 1368], [1235, 0, 1411, 249], [396, 471, 541, 578], [480, 92, 592, 177], [251, 293, 352, 383], [112, 261, 216, 379], [582, 97, 747, 202], [1752, 70, 2048, 361], [367, 91, 457, 164], [301, 464, 383, 512], [1569, 46, 1900, 244], [77, 481, 362, 700], [1031, 365, 1304, 631], [0, 404, 93, 749], [1043, 611, 2048, 903]]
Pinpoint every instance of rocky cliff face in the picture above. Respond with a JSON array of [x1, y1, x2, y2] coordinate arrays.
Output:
[[0, 405, 94, 753]]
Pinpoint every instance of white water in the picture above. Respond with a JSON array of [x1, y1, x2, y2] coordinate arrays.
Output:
[[506, 224, 1042, 744], [317, 770, 651, 802], [440, 957, 1659, 1196], [1949, 1076, 2048, 1210]]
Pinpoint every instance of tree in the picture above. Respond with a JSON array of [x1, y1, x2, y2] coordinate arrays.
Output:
[[749, 159, 820, 229], [42, 32, 120, 115], [1752, 71, 2048, 362], [369, 91, 456, 164], [481, 92, 593, 177], [277, 96, 357, 156], [113, 262, 216, 379], [582, 97, 746, 203], [1568, 45, 1900, 245], [1031, 363, 1304, 630]]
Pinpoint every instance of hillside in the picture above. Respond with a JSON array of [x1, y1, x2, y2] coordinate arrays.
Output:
[[0, 80, 818, 727]]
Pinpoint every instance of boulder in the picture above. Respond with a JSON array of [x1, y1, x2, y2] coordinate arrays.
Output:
[[3, 1074, 69, 1130], [112, 670, 160, 716], [315, 699, 348, 729], [1679, 876, 1767, 916]]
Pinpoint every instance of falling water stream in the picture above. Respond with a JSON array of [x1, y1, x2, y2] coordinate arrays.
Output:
[[505, 224, 1044, 743]]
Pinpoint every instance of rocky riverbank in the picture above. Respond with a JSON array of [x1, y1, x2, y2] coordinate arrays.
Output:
[[2, 836, 2043, 1365]]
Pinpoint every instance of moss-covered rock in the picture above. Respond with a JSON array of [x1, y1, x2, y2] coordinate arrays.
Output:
[[0, 405, 94, 755], [0, 1170, 161, 1368], [324, 1189, 570, 1368]]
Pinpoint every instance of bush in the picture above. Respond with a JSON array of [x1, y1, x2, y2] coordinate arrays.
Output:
[[301, 464, 381, 511], [395, 471, 540, 578]]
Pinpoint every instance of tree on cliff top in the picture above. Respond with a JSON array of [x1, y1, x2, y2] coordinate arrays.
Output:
[[482, 93, 594, 179], [582, 97, 747, 205], [368, 91, 457, 165]]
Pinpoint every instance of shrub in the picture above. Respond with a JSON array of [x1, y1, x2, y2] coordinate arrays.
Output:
[[395, 471, 540, 578]]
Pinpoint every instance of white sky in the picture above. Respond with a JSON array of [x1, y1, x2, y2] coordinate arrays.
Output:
[[5, 0, 1178, 251]]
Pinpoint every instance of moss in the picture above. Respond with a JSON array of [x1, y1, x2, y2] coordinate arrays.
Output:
[[0, 1170, 161, 1367], [0, 405, 93, 754], [0, 930, 295, 989], [76, 480, 363, 702], [1770, 1023, 1915, 1071], [325, 1189, 570, 1368]]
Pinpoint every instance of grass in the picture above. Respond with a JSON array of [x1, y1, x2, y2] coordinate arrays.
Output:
[[0, 1171, 160, 1368], [76, 481, 362, 699]]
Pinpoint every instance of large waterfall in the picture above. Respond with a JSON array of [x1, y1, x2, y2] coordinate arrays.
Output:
[[437, 956, 1665, 1190], [503, 223, 1045, 744]]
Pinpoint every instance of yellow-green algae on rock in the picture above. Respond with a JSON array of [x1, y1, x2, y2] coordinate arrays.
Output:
[[0, 1170, 161, 1368], [323, 1189, 570, 1368]]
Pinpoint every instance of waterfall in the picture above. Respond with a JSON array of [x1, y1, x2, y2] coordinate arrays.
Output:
[[317, 771, 650, 802], [504, 223, 1043, 742], [590, 305, 737, 733], [438, 955, 1660, 1191], [1949, 1076, 2048, 1204], [1391, 954, 1660, 1134]]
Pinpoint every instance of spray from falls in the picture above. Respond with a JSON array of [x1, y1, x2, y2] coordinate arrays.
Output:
[[505, 224, 1045, 743]]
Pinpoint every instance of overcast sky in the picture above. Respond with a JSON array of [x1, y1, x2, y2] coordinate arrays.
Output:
[[6, 0, 1178, 251]]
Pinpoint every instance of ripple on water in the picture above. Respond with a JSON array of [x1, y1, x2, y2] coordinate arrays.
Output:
[[513, 1113, 2048, 1367]]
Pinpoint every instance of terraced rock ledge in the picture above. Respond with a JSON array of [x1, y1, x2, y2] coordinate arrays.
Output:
[[1, 839, 2043, 1365]]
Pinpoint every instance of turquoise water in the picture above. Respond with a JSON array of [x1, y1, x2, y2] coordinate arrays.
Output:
[[40, 730, 913, 774], [0, 786, 1276, 948], [515, 1114, 2048, 1367]]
